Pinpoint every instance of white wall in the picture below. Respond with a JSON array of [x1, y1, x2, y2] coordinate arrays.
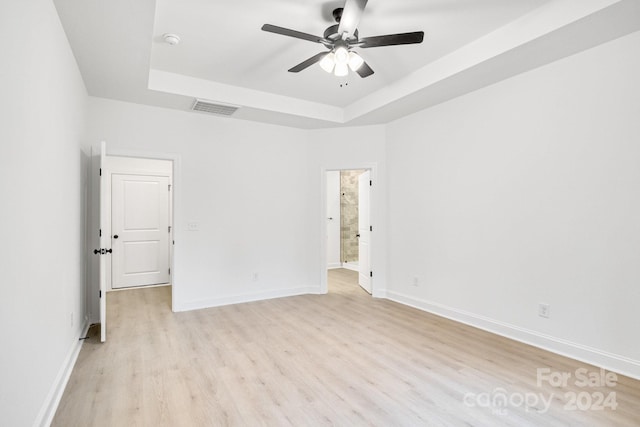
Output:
[[85, 99, 389, 306], [86, 98, 320, 310], [386, 30, 640, 377], [0, 1, 88, 425], [326, 171, 341, 269]]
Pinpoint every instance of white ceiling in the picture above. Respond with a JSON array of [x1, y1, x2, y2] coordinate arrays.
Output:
[[54, 0, 640, 129], [151, 0, 544, 107]]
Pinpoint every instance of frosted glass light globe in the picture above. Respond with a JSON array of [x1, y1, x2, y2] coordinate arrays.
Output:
[[334, 46, 349, 65], [334, 62, 348, 77], [348, 52, 364, 71], [319, 52, 335, 73]]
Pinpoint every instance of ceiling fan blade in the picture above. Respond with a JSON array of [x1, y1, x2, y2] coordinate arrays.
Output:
[[288, 52, 328, 73], [337, 0, 368, 37], [262, 24, 328, 44], [355, 61, 374, 78], [359, 31, 424, 48]]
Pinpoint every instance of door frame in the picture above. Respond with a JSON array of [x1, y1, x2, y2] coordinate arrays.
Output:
[[90, 141, 107, 341], [106, 148, 181, 312], [320, 163, 377, 295]]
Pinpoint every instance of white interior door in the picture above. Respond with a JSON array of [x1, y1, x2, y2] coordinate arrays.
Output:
[[358, 170, 371, 294], [111, 174, 170, 288], [91, 141, 107, 342]]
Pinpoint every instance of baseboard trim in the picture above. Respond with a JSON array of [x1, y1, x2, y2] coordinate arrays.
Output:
[[174, 286, 320, 312], [35, 320, 90, 427], [110, 282, 170, 292], [327, 263, 342, 270], [342, 262, 359, 272], [386, 291, 640, 380]]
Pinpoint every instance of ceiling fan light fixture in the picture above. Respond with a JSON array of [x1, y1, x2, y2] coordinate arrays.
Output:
[[334, 62, 349, 77], [334, 46, 349, 65], [319, 52, 335, 73], [261, 0, 424, 79], [348, 51, 364, 71]]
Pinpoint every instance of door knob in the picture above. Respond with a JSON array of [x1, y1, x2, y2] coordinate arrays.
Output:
[[113, 235, 119, 239]]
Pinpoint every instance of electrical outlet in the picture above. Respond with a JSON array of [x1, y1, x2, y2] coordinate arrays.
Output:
[[412, 276, 419, 287], [538, 303, 550, 318]]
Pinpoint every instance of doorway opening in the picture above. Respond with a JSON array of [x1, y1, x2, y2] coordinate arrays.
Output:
[[90, 142, 178, 342], [325, 168, 372, 295]]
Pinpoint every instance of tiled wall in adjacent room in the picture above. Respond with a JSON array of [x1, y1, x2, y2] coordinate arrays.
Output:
[[340, 170, 365, 263]]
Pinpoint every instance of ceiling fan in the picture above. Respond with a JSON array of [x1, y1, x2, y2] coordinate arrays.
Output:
[[261, 0, 424, 78]]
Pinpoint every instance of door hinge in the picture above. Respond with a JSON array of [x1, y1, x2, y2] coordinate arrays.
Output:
[[369, 180, 372, 186], [99, 229, 102, 237], [168, 225, 172, 233], [370, 225, 373, 232], [99, 168, 102, 176], [168, 268, 171, 275], [99, 290, 102, 298], [168, 184, 171, 191], [370, 271, 373, 277]]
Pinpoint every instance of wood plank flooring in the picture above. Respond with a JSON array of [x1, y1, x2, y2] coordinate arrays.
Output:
[[53, 269, 640, 426]]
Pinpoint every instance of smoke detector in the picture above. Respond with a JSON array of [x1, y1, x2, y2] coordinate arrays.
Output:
[[163, 33, 181, 46]]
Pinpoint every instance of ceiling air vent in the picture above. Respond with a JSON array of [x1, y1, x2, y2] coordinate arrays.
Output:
[[191, 99, 239, 116]]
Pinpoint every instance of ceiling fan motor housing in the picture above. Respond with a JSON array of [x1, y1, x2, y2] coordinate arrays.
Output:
[[323, 24, 358, 44], [332, 7, 343, 23]]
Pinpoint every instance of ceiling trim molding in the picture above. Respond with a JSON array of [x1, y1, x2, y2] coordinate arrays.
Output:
[[148, 69, 344, 123], [344, 0, 640, 124], [147, 0, 638, 128], [57, 0, 639, 129]]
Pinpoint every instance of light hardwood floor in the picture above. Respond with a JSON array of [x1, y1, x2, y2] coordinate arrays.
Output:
[[53, 269, 640, 426]]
